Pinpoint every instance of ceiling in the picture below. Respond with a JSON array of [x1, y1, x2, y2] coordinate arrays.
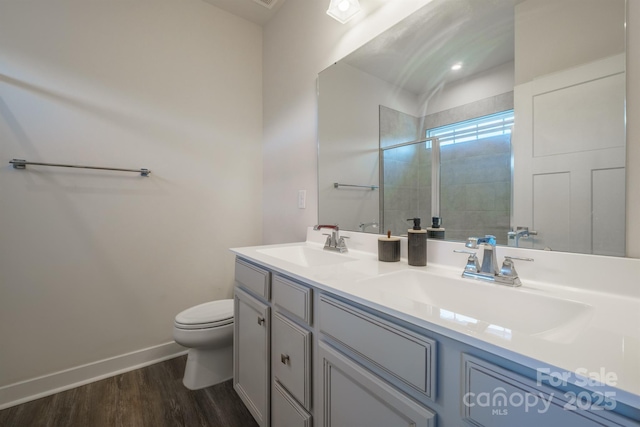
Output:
[[201, 0, 287, 25], [342, 0, 521, 95], [205, 0, 519, 96]]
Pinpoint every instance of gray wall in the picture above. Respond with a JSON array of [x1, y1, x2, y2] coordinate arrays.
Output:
[[440, 136, 511, 244]]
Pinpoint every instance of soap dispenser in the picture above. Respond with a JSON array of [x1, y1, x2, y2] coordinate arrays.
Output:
[[406, 218, 427, 266], [426, 216, 445, 240]]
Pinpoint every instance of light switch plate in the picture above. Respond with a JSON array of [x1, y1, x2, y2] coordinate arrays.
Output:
[[298, 190, 306, 209]]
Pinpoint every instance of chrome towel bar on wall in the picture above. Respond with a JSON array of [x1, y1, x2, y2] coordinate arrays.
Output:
[[333, 182, 378, 190], [9, 159, 151, 177]]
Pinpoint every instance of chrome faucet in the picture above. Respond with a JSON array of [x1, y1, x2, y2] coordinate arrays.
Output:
[[466, 235, 499, 275], [454, 235, 533, 287], [313, 224, 349, 253], [358, 221, 379, 232], [507, 226, 538, 247]]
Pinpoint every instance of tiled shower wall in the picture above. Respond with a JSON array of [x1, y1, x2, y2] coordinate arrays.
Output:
[[382, 142, 432, 235], [440, 136, 511, 244], [380, 93, 513, 242], [379, 106, 429, 235]]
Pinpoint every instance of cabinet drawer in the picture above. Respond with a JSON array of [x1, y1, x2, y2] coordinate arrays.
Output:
[[235, 258, 271, 300], [319, 295, 436, 401], [462, 354, 637, 427], [272, 312, 312, 409], [320, 342, 435, 427], [273, 274, 312, 325], [272, 380, 312, 427]]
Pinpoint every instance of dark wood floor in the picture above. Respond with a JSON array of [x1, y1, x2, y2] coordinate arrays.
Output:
[[0, 356, 258, 427]]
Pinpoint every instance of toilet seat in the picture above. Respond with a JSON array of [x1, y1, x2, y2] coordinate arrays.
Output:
[[174, 299, 234, 330]]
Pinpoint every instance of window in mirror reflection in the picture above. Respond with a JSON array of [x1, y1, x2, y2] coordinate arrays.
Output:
[[426, 111, 514, 146]]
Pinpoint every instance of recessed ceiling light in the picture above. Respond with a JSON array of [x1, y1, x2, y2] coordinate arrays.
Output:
[[451, 63, 463, 71], [327, 0, 361, 24]]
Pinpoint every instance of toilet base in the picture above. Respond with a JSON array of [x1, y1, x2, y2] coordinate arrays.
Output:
[[182, 345, 233, 390]]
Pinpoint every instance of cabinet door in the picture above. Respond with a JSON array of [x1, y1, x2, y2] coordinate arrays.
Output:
[[319, 342, 435, 427], [234, 287, 270, 427]]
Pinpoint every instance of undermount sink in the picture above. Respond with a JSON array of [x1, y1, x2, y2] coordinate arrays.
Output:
[[357, 270, 593, 339], [257, 245, 357, 267]]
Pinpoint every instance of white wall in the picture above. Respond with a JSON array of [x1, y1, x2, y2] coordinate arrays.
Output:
[[263, 0, 639, 257], [0, 0, 263, 405], [262, 0, 435, 244], [422, 62, 515, 116], [514, 0, 625, 85]]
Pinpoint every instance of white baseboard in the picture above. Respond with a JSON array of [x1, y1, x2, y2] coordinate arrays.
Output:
[[0, 341, 188, 410]]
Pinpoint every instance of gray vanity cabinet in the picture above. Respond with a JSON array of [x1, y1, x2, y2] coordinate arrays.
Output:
[[234, 259, 272, 427], [233, 256, 640, 427]]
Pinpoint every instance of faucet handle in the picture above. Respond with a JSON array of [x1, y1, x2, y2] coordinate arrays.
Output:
[[500, 256, 533, 277], [504, 256, 534, 262], [454, 249, 480, 273], [337, 236, 349, 251], [454, 249, 476, 255]]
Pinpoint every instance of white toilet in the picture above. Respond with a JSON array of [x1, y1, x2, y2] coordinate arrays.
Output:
[[173, 299, 234, 390]]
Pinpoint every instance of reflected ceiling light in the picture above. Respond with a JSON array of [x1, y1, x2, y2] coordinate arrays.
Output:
[[327, 0, 361, 24], [451, 63, 463, 71]]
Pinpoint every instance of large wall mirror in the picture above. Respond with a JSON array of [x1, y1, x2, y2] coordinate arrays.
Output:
[[318, 0, 627, 256]]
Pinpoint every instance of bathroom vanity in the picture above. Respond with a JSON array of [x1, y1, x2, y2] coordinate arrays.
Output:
[[231, 229, 640, 427]]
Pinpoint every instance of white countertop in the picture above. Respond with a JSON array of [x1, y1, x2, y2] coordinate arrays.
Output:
[[231, 228, 640, 409]]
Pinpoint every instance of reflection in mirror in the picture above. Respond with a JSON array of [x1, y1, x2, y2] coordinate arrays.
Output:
[[380, 99, 514, 245], [318, 0, 626, 256]]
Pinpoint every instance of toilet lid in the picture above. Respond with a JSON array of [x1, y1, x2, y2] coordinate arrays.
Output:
[[174, 299, 234, 329]]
